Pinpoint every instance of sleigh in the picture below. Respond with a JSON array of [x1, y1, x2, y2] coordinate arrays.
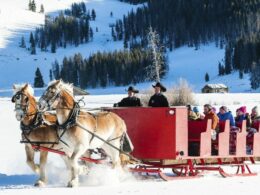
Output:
[[30, 107, 260, 181]]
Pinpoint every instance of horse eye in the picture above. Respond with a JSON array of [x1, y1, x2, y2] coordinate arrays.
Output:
[[24, 97, 29, 102]]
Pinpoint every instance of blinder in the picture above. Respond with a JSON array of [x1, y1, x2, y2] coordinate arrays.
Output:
[[12, 91, 30, 113]]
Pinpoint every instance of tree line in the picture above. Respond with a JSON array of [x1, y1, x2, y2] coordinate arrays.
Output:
[[119, 0, 147, 4], [22, 2, 95, 54], [114, 0, 260, 89], [50, 49, 168, 88], [28, 0, 44, 13]]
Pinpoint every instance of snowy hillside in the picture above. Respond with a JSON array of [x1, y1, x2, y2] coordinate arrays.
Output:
[[0, 0, 257, 93]]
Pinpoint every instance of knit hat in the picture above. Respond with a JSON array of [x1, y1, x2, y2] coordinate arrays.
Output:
[[193, 106, 199, 113], [238, 106, 247, 114]]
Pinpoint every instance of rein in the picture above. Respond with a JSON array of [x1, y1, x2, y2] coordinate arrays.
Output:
[[54, 100, 139, 162], [20, 111, 59, 146]]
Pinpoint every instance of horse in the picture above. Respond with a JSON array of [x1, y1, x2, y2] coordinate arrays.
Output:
[[12, 83, 60, 187], [38, 80, 128, 187]]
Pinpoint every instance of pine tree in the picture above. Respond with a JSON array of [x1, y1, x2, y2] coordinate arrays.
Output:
[[30, 32, 36, 54], [205, 72, 209, 82], [31, 0, 36, 12], [51, 41, 56, 53], [239, 70, 243, 79], [111, 27, 116, 41], [91, 9, 96, 20], [218, 62, 222, 76], [49, 69, 53, 81], [250, 62, 260, 90], [34, 67, 44, 88], [224, 45, 232, 74], [28, 0, 32, 11], [124, 39, 128, 48], [52, 60, 60, 79], [20, 36, 26, 48], [40, 4, 44, 13], [89, 28, 94, 41]]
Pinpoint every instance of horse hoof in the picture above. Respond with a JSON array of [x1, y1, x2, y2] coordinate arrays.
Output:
[[34, 180, 45, 187]]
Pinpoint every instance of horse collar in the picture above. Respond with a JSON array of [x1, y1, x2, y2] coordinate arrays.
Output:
[[20, 112, 43, 132], [57, 103, 80, 131]]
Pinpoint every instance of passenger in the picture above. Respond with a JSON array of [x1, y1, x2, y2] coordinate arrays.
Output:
[[187, 105, 199, 120], [114, 86, 142, 107], [235, 106, 251, 127], [193, 106, 204, 119], [148, 82, 169, 107], [251, 106, 260, 123], [203, 104, 219, 140], [247, 106, 260, 139], [217, 106, 235, 127]]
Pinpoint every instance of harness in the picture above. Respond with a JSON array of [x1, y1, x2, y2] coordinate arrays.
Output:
[[20, 112, 43, 132], [56, 103, 80, 147], [20, 112, 59, 146], [55, 103, 138, 161]]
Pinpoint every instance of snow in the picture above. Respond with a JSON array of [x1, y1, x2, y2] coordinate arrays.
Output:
[[0, 93, 260, 193], [203, 84, 228, 89], [1, 0, 260, 193]]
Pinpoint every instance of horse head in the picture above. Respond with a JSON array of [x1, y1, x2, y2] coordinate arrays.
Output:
[[39, 80, 74, 111], [12, 83, 37, 121]]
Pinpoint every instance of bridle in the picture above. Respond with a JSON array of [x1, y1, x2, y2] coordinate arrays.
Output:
[[39, 86, 61, 110], [12, 91, 30, 116]]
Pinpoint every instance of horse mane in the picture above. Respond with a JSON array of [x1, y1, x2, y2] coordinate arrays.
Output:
[[48, 80, 74, 97], [13, 84, 34, 96]]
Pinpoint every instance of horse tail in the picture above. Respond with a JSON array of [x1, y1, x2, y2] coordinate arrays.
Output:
[[119, 121, 133, 166]]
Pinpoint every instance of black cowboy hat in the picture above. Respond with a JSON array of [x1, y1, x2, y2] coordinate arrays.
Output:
[[152, 82, 167, 92], [126, 86, 139, 93]]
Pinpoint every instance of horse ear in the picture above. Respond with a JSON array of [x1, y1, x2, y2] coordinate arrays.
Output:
[[23, 83, 29, 89]]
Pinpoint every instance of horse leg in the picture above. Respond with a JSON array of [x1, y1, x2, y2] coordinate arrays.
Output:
[[102, 140, 122, 169], [25, 145, 40, 174], [67, 145, 86, 187], [34, 151, 48, 187]]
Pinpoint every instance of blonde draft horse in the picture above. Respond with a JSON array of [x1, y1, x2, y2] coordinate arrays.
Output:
[[39, 80, 128, 187], [12, 84, 59, 187]]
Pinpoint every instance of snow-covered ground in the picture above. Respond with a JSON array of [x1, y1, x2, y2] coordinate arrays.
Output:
[[0, 93, 260, 194], [0, 0, 258, 93]]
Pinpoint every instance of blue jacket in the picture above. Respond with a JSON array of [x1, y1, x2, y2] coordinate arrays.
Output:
[[217, 111, 235, 126]]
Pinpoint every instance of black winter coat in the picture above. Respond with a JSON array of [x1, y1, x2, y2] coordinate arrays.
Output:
[[148, 93, 169, 107], [114, 96, 142, 107]]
